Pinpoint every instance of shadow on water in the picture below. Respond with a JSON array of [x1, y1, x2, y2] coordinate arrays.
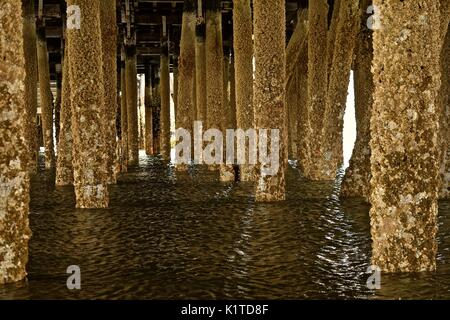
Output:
[[1, 152, 450, 299]]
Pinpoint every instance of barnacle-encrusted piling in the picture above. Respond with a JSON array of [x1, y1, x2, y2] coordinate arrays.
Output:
[[254, 0, 287, 201], [304, 0, 328, 180], [0, 0, 32, 284], [120, 47, 128, 171], [285, 9, 308, 162], [195, 14, 207, 123], [37, 18, 55, 169], [440, 0, 450, 40], [138, 77, 146, 151], [233, 0, 255, 181], [223, 51, 230, 117], [54, 70, 62, 147], [22, 0, 39, 173], [440, 29, 449, 198], [439, 3, 450, 199], [56, 44, 73, 186], [288, 10, 309, 173], [160, 38, 171, 160], [286, 70, 298, 160], [326, 0, 341, 82], [67, 0, 109, 208], [286, 9, 308, 88], [229, 53, 237, 130], [370, 0, 441, 272], [320, 0, 359, 179], [100, 0, 118, 183], [176, 0, 196, 170], [206, 0, 226, 174], [340, 0, 373, 200], [152, 81, 161, 155], [173, 58, 179, 121], [144, 65, 153, 156], [205, 0, 224, 125], [126, 46, 139, 166], [220, 49, 235, 181], [296, 53, 309, 173]]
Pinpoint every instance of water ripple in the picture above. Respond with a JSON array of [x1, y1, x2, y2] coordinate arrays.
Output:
[[0, 154, 449, 299]]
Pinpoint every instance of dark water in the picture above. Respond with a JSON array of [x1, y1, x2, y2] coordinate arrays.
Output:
[[1, 152, 450, 299]]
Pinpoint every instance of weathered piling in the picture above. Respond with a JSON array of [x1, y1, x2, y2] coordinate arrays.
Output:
[[286, 70, 298, 159], [152, 81, 161, 156], [326, 0, 341, 83], [173, 58, 179, 121], [195, 12, 207, 122], [0, 0, 32, 284], [206, 0, 229, 182], [66, 0, 109, 208], [100, 0, 118, 183], [229, 53, 237, 130], [54, 69, 62, 147], [220, 49, 235, 181], [321, 0, 360, 179], [22, 0, 39, 173], [439, 30, 450, 198], [126, 45, 139, 166], [296, 51, 309, 173], [233, 0, 255, 181], [120, 46, 128, 171], [304, 0, 328, 180], [370, 0, 441, 272], [144, 64, 153, 155], [160, 31, 171, 160], [253, 0, 287, 201], [285, 9, 308, 163], [439, 2, 450, 198], [285, 9, 308, 89], [37, 18, 55, 169], [55, 44, 73, 186], [288, 10, 309, 173], [176, 0, 196, 169], [340, 0, 373, 200]]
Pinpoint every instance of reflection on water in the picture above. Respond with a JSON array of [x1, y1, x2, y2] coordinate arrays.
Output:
[[1, 153, 450, 299]]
